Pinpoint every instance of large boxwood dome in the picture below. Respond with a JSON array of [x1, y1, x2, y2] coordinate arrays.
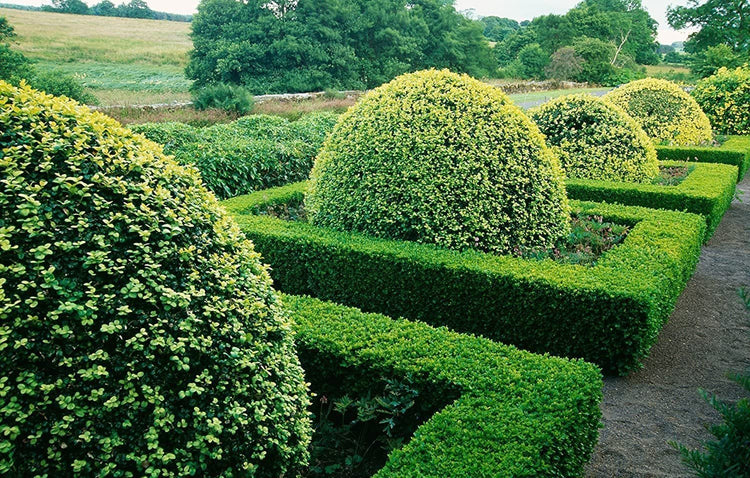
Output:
[[0, 81, 311, 476], [306, 69, 570, 254], [529, 94, 659, 183], [604, 78, 713, 146]]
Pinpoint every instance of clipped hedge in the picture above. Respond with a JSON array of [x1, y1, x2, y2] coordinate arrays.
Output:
[[131, 112, 339, 199], [656, 135, 750, 181], [529, 93, 659, 182], [692, 66, 750, 135], [307, 69, 570, 255], [287, 294, 603, 477], [0, 82, 312, 475], [604, 78, 713, 146], [223, 183, 706, 375], [567, 161, 737, 240]]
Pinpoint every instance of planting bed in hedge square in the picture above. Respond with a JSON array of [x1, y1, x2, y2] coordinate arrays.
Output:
[[286, 294, 603, 477], [222, 183, 705, 375], [566, 160, 737, 240], [655, 135, 750, 181]]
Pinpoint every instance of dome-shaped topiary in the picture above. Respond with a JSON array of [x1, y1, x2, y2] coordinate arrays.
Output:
[[529, 94, 659, 183], [603, 78, 713, 146], [692, 66, 750, 135], [305, 69, 570, 254], [0, 82, 311, 476]]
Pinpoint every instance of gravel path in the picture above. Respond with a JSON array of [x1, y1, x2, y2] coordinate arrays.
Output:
[[585, 173, 750, 477]]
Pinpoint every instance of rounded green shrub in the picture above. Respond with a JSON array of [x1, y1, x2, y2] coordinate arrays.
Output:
[[604, 78, 713, 146], [306, 69, 570, 254], [129, 121, 199, 151], [692, 65, 750, 135], [0, 81, 311, 476], [529, 94, 659, 183]]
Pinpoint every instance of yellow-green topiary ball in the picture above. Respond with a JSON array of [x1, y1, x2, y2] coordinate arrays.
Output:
[[604, 78, 713, 146], [0, 81, 311, 476], [306, 69, 570, 254], [692, 66, 750, 135], [529, 94, 659, 183]]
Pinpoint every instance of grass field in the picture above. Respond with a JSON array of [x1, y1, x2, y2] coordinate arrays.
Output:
[[0, 7, 191, 103]]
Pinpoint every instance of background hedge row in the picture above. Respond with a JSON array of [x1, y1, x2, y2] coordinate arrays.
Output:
[[131, 113, 339, 199], [567, 160, 737, 240], [655, 135, 750, 181], [286, 294, 603, 477], [223, 183, 706, 375]]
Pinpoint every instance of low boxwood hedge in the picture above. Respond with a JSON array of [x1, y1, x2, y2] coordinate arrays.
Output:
[[286, 294, 603, 477], [567, 161, 737, 240], [223, 183, 706, 375], [655, 135, 750, 181]]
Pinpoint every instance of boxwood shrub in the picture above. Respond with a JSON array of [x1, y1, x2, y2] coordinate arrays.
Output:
[[604, 78, 713, 146], [566, 161, 737, 240], [286, 294, 603, 477], [656, 135, 750, 181], [529, 94, 659, 182], [131, 112, 339, 199], [223, 183, 706, 375], [0, 81, 312, 476], [307, 69, 570, 255]]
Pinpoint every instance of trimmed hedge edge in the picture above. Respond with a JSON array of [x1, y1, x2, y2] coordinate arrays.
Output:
[[286, 294, 603, 477], [222, 183, 705, 375], [655, 135, 750, 181], [567, 160, 737, 241]]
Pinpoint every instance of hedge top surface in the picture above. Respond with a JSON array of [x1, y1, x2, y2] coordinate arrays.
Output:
[[604, 78, 713, 146], [286, 294, 603, 477], [692, 66, 750, 135], [0, 81, 311, 476], [306, 69, 570, 255], [529, 94, 659, 182]]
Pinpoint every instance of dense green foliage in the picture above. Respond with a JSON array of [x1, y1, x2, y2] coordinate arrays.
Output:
[[479, 16, 519, 43], [605, 78, 714, 146], [307, 69, 570, 255], [42, 0, 193, 21], [494, 0, 657, 83], [188, 0, 495, 94], [566, 161, 738, 240], [529, 94, 659, 182], [286, 294, 603, 477], [656, 135, 750, 180], [131, 112, 338, 199], [689, 44, 746, 78], [693, 66, 750, 135], [225, 183, 705, 375], [668, 0, 749, 57], [0, 81, 311, 475], [191, 83, 254, 114]]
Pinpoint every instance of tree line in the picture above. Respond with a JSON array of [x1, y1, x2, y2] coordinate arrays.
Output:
[[41, 0, 192, 22]]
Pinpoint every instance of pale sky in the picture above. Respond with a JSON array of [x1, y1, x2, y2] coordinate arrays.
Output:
[[9, 0, 695, 44]]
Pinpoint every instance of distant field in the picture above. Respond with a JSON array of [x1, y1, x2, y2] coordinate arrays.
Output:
[[0, 7, 192, 103]]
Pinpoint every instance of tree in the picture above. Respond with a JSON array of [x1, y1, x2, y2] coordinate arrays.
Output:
[[518, 43, 549, 79], [479, 16, 519, 43], [545, 46, 584, 80], [116, 0, 154, 19], [690, 44, 745, 77], [572, 37, 617, 84], [0, 16, 33, 84], [668, 0, 750, 54], [91, 0, 117, 16], [48, 0, 90, 14]]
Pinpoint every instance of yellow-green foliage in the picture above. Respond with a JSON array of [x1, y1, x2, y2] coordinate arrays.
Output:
[[306, 69, 570, 254], [692, 66, 750, 135], [0, 81, 311, 476], [530, 94, 659, 182], [604, 78, 713, 146]]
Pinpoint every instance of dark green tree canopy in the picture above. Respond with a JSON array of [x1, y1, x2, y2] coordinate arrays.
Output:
[[187, 0, 496, 93], [668, 0, 750, 54], [479, 16, 519, 42]]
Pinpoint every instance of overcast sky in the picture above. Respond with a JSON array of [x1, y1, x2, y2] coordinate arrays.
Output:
[[9, 0, 695, 44]]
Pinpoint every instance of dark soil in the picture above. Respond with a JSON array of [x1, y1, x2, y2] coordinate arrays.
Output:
[[585, 174, 750, 477]]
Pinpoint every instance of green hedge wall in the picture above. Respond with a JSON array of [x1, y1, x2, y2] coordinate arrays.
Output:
[[286, 294, 603, 477], [223, 183, 706, 375], [655, 135, 750, 181], [567, 161, 737, 240]]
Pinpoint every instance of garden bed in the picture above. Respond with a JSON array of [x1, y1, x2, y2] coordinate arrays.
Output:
[[223, 183, 706, 375], [567, 160, 737, 240], [655, 135, 750, 181], [287, 294, 603, 477]]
